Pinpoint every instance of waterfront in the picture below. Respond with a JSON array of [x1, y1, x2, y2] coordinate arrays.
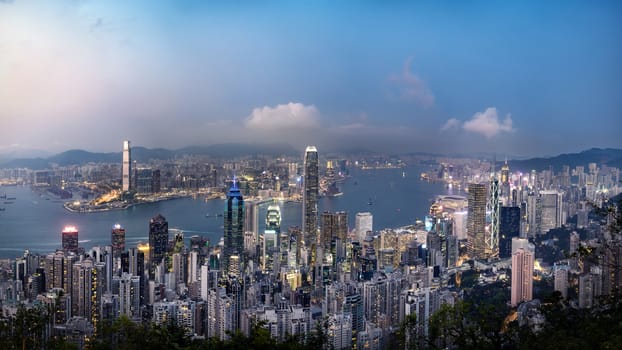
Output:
[[0, 164, 451, 258]]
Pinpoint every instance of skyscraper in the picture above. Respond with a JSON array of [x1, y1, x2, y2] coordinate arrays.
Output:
[[320, 211, 348, 260], [488, 175, 500, 258], [111, 224, 126, 260], [499, 206, 521, 258], [122, 140, 131, 192], [149, 214, 169, 269], [355, 212, 373, 243], [467, 183, 487, 260], [223, 179, 244, 275], [302, 146, 319, 257], [62, 226, 79, 254], [262, 204, 281, 271], [511, 239, 534, 306]]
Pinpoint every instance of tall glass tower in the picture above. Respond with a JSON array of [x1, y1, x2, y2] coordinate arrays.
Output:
[[262, 204, 281, 271], [122, 140, 132, 192], [302, 146, 319, 259], [223, 179, 244, 275], [149, 214, 168, 268]]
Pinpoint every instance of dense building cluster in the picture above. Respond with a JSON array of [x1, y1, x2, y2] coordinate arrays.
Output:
[[0, 143, 621, 349]]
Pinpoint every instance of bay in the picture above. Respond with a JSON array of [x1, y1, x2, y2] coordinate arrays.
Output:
[[0, 164, 455, 258]]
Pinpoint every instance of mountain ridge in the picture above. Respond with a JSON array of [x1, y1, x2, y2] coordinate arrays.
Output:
[[1, 145, 621, 171]]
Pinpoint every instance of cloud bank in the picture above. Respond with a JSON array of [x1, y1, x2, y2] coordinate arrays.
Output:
[[442, 107, 514, 138], [245, 102, 320, 130]]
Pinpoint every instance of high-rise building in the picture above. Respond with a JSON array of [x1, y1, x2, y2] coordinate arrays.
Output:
[[134, 168, 156, 194], [511, 240, 534, 306], [539, 190, 564, 234], [62, 226, 79, 254], [223, 180, 244, 275], [149, 214, 169, 269], [302, 146, 319, 259], [111, 224, 126, 260], [320, 211, 348, 259], [115, 272, 141, 320], [554, 262, 569, 299], [499, 207, 521, 258], [488, 175, 500, 258], [355, 212, 373, 243], [122, 140, 131, 192], [467, 183, 487, 260], [72, 258, 106, 329], [262, 204, 281, 271]]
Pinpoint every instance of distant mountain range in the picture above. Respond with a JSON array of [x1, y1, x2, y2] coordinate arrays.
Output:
[[505, 148, 622, 172], [0, 143, 300, 169], [1, 145, 621, 171]]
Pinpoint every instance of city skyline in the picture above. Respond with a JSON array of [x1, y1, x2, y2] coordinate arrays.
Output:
[[1, 1, 621, 157]]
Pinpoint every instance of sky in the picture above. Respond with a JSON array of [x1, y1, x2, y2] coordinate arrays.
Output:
[[1, 0, 621, 157]]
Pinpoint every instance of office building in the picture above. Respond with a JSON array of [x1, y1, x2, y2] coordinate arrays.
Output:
[[488, 175, 500, 257], [111, 224, 126, 260], [223, 180, 244, 275], [149, 214, 169, 269], [62, 226, 79, 254], [320, 211, 348, 260], [355, 212, 373, 242], [539, 190, 564, 234], [122, 140, 131, 192], [302, 146, 319, 260], [262, 204, 281, 271], [467, 183, 487, 260], [499, 207, 521, 258]]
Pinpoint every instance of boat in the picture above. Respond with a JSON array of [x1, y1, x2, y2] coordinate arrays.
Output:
[[402, 171, 407, 178], [0, 208, 5, 211], [4, 201, 14, 204], [0, 194, 5, 199], [6, 197, 16, 200], [368, 197, 373, 205]]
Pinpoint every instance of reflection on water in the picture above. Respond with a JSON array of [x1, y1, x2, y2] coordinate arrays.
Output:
[[0, 164, 454, 258]]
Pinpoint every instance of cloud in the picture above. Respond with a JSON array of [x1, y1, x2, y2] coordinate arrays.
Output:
[[389, 57, 434, 107], [441, 118, 461, 131], [462, 107, 514, 138], [245, 102, 320, 130]]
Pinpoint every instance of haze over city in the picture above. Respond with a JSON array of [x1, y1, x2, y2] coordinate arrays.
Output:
[[1, 0, 621, 157]]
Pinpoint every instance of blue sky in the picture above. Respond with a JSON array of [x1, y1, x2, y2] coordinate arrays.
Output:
[[1, 0, 620, 156]]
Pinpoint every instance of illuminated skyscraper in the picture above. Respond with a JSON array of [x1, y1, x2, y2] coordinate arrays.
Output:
[[467, 183, 487, 260], [302, 146, 319, 254], [122, 140, 132, 192], [111, 224, 126, 259], [149, 214, 169, 269], [62, 226, 79, 254], [511, 241, 535, 306], [223, 179, 244, 275], [262, 204, 281, 271]]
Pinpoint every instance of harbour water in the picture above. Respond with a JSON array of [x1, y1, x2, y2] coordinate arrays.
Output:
[[0, 164, 453, 258]]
